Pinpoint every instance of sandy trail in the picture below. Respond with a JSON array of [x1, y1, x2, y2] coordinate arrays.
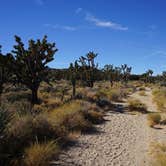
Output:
[[55, 88, 158, 166]]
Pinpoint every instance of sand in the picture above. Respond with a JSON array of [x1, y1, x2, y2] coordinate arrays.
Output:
[[54, 88, 166, 166]]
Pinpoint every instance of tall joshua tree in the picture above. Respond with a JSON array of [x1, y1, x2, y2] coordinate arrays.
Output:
[[0, 46, 13, 105], [142, 69, 153, 83], [103, 64, 115, 87], [69, 61, 79, 98], [121, 64, 132, 85], [78, 51, 98, 87], [147, 69, 153, 83], [12, 36, 58, 104]]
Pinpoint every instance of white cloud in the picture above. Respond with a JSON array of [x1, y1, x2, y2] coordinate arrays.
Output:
[[85, 14, 128, 31], [44, 24, 77, 31], [144, 50, 166, 59], [62, 26, 76, 31], [76, 8, 83, 14]]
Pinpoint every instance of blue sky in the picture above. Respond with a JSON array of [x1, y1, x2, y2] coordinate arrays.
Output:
[[0, 0, 166, 74]]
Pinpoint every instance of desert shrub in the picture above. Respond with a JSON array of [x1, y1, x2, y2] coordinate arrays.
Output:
[[153, 88, 166, 112], [32, 104, 47, 113], [43, 98, 63, 110], [1, 113, 64, 165], [139, 87, 146, 91], [83, 110, 104, 124], [151, 143, 166, 166], [147, 113, 161, 127], [139, 90, 146, 96], [108, 89, 122, 101], [128, 99, 147, 113], [0, 115, 33, 165], [13, 101, 32, 116], [23, 141, 59, 166], [80, 101, 105, 124], [6, 92, 31, 103], [96, 88, 126, 102], [38, 91, 50, 99], [49, 101, 92, 132], [0, 107, 13, 133]]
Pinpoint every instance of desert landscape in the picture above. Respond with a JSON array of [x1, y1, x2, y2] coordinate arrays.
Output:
[[1, 0, 166, 166]]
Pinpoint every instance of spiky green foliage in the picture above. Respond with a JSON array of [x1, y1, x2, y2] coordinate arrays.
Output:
[[121, 64, 132, 85], [141, 69, 153, 83], [78, 51, 98, 87], [69, 61, 79, 98], [103, 64, 122, 87], [12, 36, 58, 103]]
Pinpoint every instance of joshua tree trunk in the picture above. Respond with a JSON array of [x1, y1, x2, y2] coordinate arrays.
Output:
[[72, 84, 76, 98], [31, 87, 39, 104], [0, 84, 3, 106], [110, 80, 113, 87]]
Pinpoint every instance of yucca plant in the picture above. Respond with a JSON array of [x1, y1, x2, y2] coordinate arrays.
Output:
[[78, 51, 98, 88], [12, 36, 58, 104]]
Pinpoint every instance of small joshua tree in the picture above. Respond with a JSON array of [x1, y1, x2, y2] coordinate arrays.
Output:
[[12, 36, 58, 104], [103, 64, 117, 87], [78, 51, 98, 87], [147, 69, 153, 83], [121, 64, 132, 85], [69, 61, 79, 98], [0, 46, 13, 105], [141, 69, 153, 83]]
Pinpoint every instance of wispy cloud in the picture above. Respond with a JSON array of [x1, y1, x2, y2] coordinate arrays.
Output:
[[85, 13, 128, 31], [75, 8, 83, 14], [144, 50, 166, 59], [44, 24, 77, 31], [35, 0, 44, 5]]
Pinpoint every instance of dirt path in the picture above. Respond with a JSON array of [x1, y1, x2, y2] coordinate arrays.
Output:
[[55, 88, 157, 166]]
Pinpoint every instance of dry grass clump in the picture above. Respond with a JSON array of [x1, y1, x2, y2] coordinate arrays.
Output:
[[139, 90, 146, 96], [81, 101, 105, 124], [151, 143, 166, 166], [153, 88, 166, 112], [128, 99, 147, 113], [107, 89, 122, 101], [147, 113, 161, 127], [96, 88, 126, 102], [23, 141, 59, 166], [0, 107, 13, 133], [0, 113, 65, 165], [139, 86, 146, 91], [49, 101, 92, 132], [43, 98, 63, 110]]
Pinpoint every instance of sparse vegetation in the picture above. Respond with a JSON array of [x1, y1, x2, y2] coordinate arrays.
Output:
[[153, 88, 166, 112], [139, 90, 146, 96], [128, 99, 147, 113], [23, 141, 59, 166], [1, 34, 166, 165], [147, 113, 161, 127], [151, 143, 166, 166]]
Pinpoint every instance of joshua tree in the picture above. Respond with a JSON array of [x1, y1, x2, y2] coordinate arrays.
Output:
[[161, 71, 166, 85], [0, 46, 13, 104], [12, 36, 58, 104], [78, 51, 98, 87], [69, 61, 79, 98], [147, 69, 153, 83], [142, 69, 153, 83], [103, 64, 115, 87], [121, 64, 132, 85]]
